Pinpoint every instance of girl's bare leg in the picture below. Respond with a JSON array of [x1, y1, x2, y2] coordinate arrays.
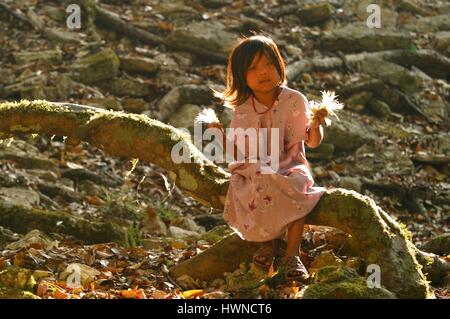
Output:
[[286, 217, 305, 257]]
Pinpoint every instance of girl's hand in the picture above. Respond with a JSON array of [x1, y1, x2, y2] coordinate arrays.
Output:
[[310, 117, 322, 129]]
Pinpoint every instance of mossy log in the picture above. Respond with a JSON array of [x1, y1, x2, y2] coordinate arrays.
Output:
[[0, 100, 229, 209], [0, 201, 137, 246], [0, 100, 439, 298]]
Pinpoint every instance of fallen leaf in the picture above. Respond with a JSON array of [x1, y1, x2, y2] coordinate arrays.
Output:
[[181, 289, 205, 299], [120, 289, 138, 299]]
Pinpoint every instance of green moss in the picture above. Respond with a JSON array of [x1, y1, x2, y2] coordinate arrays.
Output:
[[178, 168, 198, 191], [0, 266, 36, 291], [313, 266, 359, 283], [398, 222, 413, 242], [0, 287, 40, 299], [303, 277, 396, 299], [201, 225, 233, 244], [156, 205, 180, 224], [125, 227, 141, 247]]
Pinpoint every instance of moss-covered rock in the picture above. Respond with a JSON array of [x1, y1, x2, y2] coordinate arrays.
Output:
[[303, 266, 396, 299], [70, 48, 120, 84], [201, 225, 234, 245], [0, 266, 36, 291], [421, 233, 450, 255], [0, 287, 40, 299], [310, 251, 345, 274]]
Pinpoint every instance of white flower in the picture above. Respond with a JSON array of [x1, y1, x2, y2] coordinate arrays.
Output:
[[308, 90, 344, 127], [194, 107, 220, 124]]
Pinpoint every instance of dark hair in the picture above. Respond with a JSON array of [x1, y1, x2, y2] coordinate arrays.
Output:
[[212, 34, 287, 109]]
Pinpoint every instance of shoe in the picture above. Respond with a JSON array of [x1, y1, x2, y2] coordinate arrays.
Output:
[[253, 241, 275, 270], [284, 255, 309, 282]]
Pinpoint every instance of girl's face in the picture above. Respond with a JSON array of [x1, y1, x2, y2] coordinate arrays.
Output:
[[245, 52, 280, 94]]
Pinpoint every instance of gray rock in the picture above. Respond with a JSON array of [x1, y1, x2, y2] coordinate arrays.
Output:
[[119, 56, 159, 74], [0, 68, 15, 85], [433, 31, 450, 56], [168, 104, 202, 133], [6, 229, 58, 250], [70, 48, 120, 84], [36, 181, 81, 202], [55, 75, 75, 100], [157, 84, 214, 121], [420, 233, 450, 255], [338, 176, 363, 193], [153, 2, 199, 22], [77, 180, 105, 197], [359, 58, 423, 94], [367, 99, 392, 118], [13, 50, 63, 64], [169, 21, 236, 58], [321, 23, 412, 52], [398, 0, 434, 16], [201, 0, 233, 9], [141, 238, 170, 250], [401, 14, 450, 33], [298, 2, 333, 25], [352, 143, 415, 176], [170, 216, 206, 233], [0, 226, 20, 248], [100, 78, 151, 97], [156, 66, 197, 89], [26, 169, 58, 182], [168, 226, 200, 239], [323, 110, 377, 152], [2, 75, 48, 98], [417, 132, 450, 157], [40, 5, 65, 22], [42, 86, 59, 101], [43, 28, 83, 45], [140, 210, 168, 236], [344, 92, 373, 112], [419, 94, 448, 123], [121, 98, 149, 113], [0, 139, 57, 171]]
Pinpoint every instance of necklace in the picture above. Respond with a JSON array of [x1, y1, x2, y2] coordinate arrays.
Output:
[[251, 86, 282, 115]]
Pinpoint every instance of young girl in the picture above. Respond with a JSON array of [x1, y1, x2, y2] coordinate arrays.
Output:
[[209, 35, 327, 281]]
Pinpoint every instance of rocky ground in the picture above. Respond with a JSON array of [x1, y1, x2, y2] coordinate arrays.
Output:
[[0, 0, 449, 298]]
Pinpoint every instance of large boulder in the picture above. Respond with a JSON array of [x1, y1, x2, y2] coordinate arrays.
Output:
[[168, 21, 237, 59], [359, 58, 424, 94], [320, 23, 412, 52], [323, 110, 377, 152]]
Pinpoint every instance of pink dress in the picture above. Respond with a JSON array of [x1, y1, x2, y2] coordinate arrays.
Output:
[[223, 86, 327, 242]]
